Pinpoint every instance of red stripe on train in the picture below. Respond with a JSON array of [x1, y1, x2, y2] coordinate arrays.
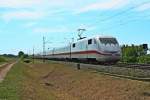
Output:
[[48, 50, 117, 56]]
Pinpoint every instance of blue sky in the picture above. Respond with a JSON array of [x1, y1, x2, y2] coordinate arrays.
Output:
[[0, 0, 150, 55]]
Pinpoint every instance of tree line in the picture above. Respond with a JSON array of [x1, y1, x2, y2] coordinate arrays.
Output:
[[121, 44, 150, 63]]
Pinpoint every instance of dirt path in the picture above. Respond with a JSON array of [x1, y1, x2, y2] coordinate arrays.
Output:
[[0, 62, 16, 82]]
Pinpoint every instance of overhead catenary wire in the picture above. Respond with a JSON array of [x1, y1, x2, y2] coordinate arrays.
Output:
[[89, 1, 150, 33], [100, 13, 150, 33], [98, 0, 150, 23]]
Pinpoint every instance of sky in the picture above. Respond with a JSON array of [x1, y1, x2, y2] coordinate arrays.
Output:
[[0, 0, 150, 55]]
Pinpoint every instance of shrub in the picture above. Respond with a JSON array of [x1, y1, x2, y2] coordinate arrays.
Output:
[[138, 55, 150, 64], [122, 56, 137, 63], [0, 56, 6, 62], [121, 45, 146, 63], [23, 59, 31, 63]]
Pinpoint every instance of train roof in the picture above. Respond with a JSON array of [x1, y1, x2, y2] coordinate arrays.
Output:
[[76, 35, 116, 42]]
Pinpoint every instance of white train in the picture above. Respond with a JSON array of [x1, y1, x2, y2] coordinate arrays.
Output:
[[39, 36, 121, 63]]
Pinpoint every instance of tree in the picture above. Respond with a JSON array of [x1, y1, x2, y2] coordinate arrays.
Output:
[[121, 45, 145, 63], [18, 51, 24, 58], [24, 54, 29, 58]]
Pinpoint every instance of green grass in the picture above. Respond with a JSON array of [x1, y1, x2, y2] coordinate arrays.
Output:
[[0, 61, 56, 100], [0, 62, 26, 100], [0, 56, 7, 63], [0, 60, 150, 100], [0, 56, 18, 65]]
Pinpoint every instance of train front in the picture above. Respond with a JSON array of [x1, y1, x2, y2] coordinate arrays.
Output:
[[96, 36, 121, 62]]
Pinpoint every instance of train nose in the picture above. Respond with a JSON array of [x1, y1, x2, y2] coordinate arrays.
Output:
[[96, 55, 121, 62], [106, 54, 121, 62], [96, 50, 121, 62]]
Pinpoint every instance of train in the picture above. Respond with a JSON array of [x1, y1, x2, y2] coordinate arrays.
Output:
[[36, 36, 121, 63]]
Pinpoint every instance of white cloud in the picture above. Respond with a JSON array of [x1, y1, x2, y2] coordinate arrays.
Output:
[[0, 0, 135, 22], [137, 2, 150, 11], [0, 0, 74, 22], [78, 24, 96, 31], [24, 22, 37, 28], [1, 11, 46, 22], [1, 8, 70, 22], [0, 0, 71, 9], [76, 0, 129, 14], [0, 0, 43, 8], [33, 27, 70, 33]]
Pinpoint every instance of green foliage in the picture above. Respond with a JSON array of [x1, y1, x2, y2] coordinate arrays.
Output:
[[0, 62, 25, 100], [18, 51, 30, 60], [121, 44, 147, 63], [138, 55, 150, 64], [2, 54, 17, 58], [23, 54, 29, 59], [122, 56, 137, 63], [23, 59, 31, 63], [18, 51, 24, 58], [0, 56, 6, 62]]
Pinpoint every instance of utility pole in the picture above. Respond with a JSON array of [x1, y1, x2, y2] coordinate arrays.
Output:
[[33, 47, 34, 64], [43, 36, 46, 62], [72, 38, 74, 43], [69, 42, 72, 60]]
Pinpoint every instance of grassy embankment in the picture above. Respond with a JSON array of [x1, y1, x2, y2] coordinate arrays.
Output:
[[0, 56, 17, 65], [0, 56, 7, 65], [46, 60, 150, 79], [0, 61, 56, 100], [21, 60, 150, 100], [0, 60, 150, 100], [0, 62, 25, 100]]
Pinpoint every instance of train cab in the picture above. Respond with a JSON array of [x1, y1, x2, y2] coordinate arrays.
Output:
[[95, 36, 121, 62]]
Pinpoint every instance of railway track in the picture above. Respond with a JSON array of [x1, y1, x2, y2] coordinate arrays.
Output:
[[114, 63, 150, 70], [47, 59, 150, 70], [78, 60, 150, 70], [43, 60, 150, 81], [69, 60, 150, 70], [72, 61, 150, 70]]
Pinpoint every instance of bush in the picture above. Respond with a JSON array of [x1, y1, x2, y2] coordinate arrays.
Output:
[[121, 44, 146, 63], [138, 55, 150, 64], [23, 59, 31, 63], [0, 56, 6, 62], [122, 56, 137, 63]]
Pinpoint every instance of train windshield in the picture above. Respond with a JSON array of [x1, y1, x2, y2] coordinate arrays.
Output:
[[99, 38, 118, 45]]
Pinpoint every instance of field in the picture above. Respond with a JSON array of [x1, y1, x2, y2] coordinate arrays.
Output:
[[0, 60, 150, 100]]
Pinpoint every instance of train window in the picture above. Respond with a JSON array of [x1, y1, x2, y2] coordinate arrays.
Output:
[[99, 38, 118, 45], [88, 39, 92, 45], [72, 43, 76, 48]]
